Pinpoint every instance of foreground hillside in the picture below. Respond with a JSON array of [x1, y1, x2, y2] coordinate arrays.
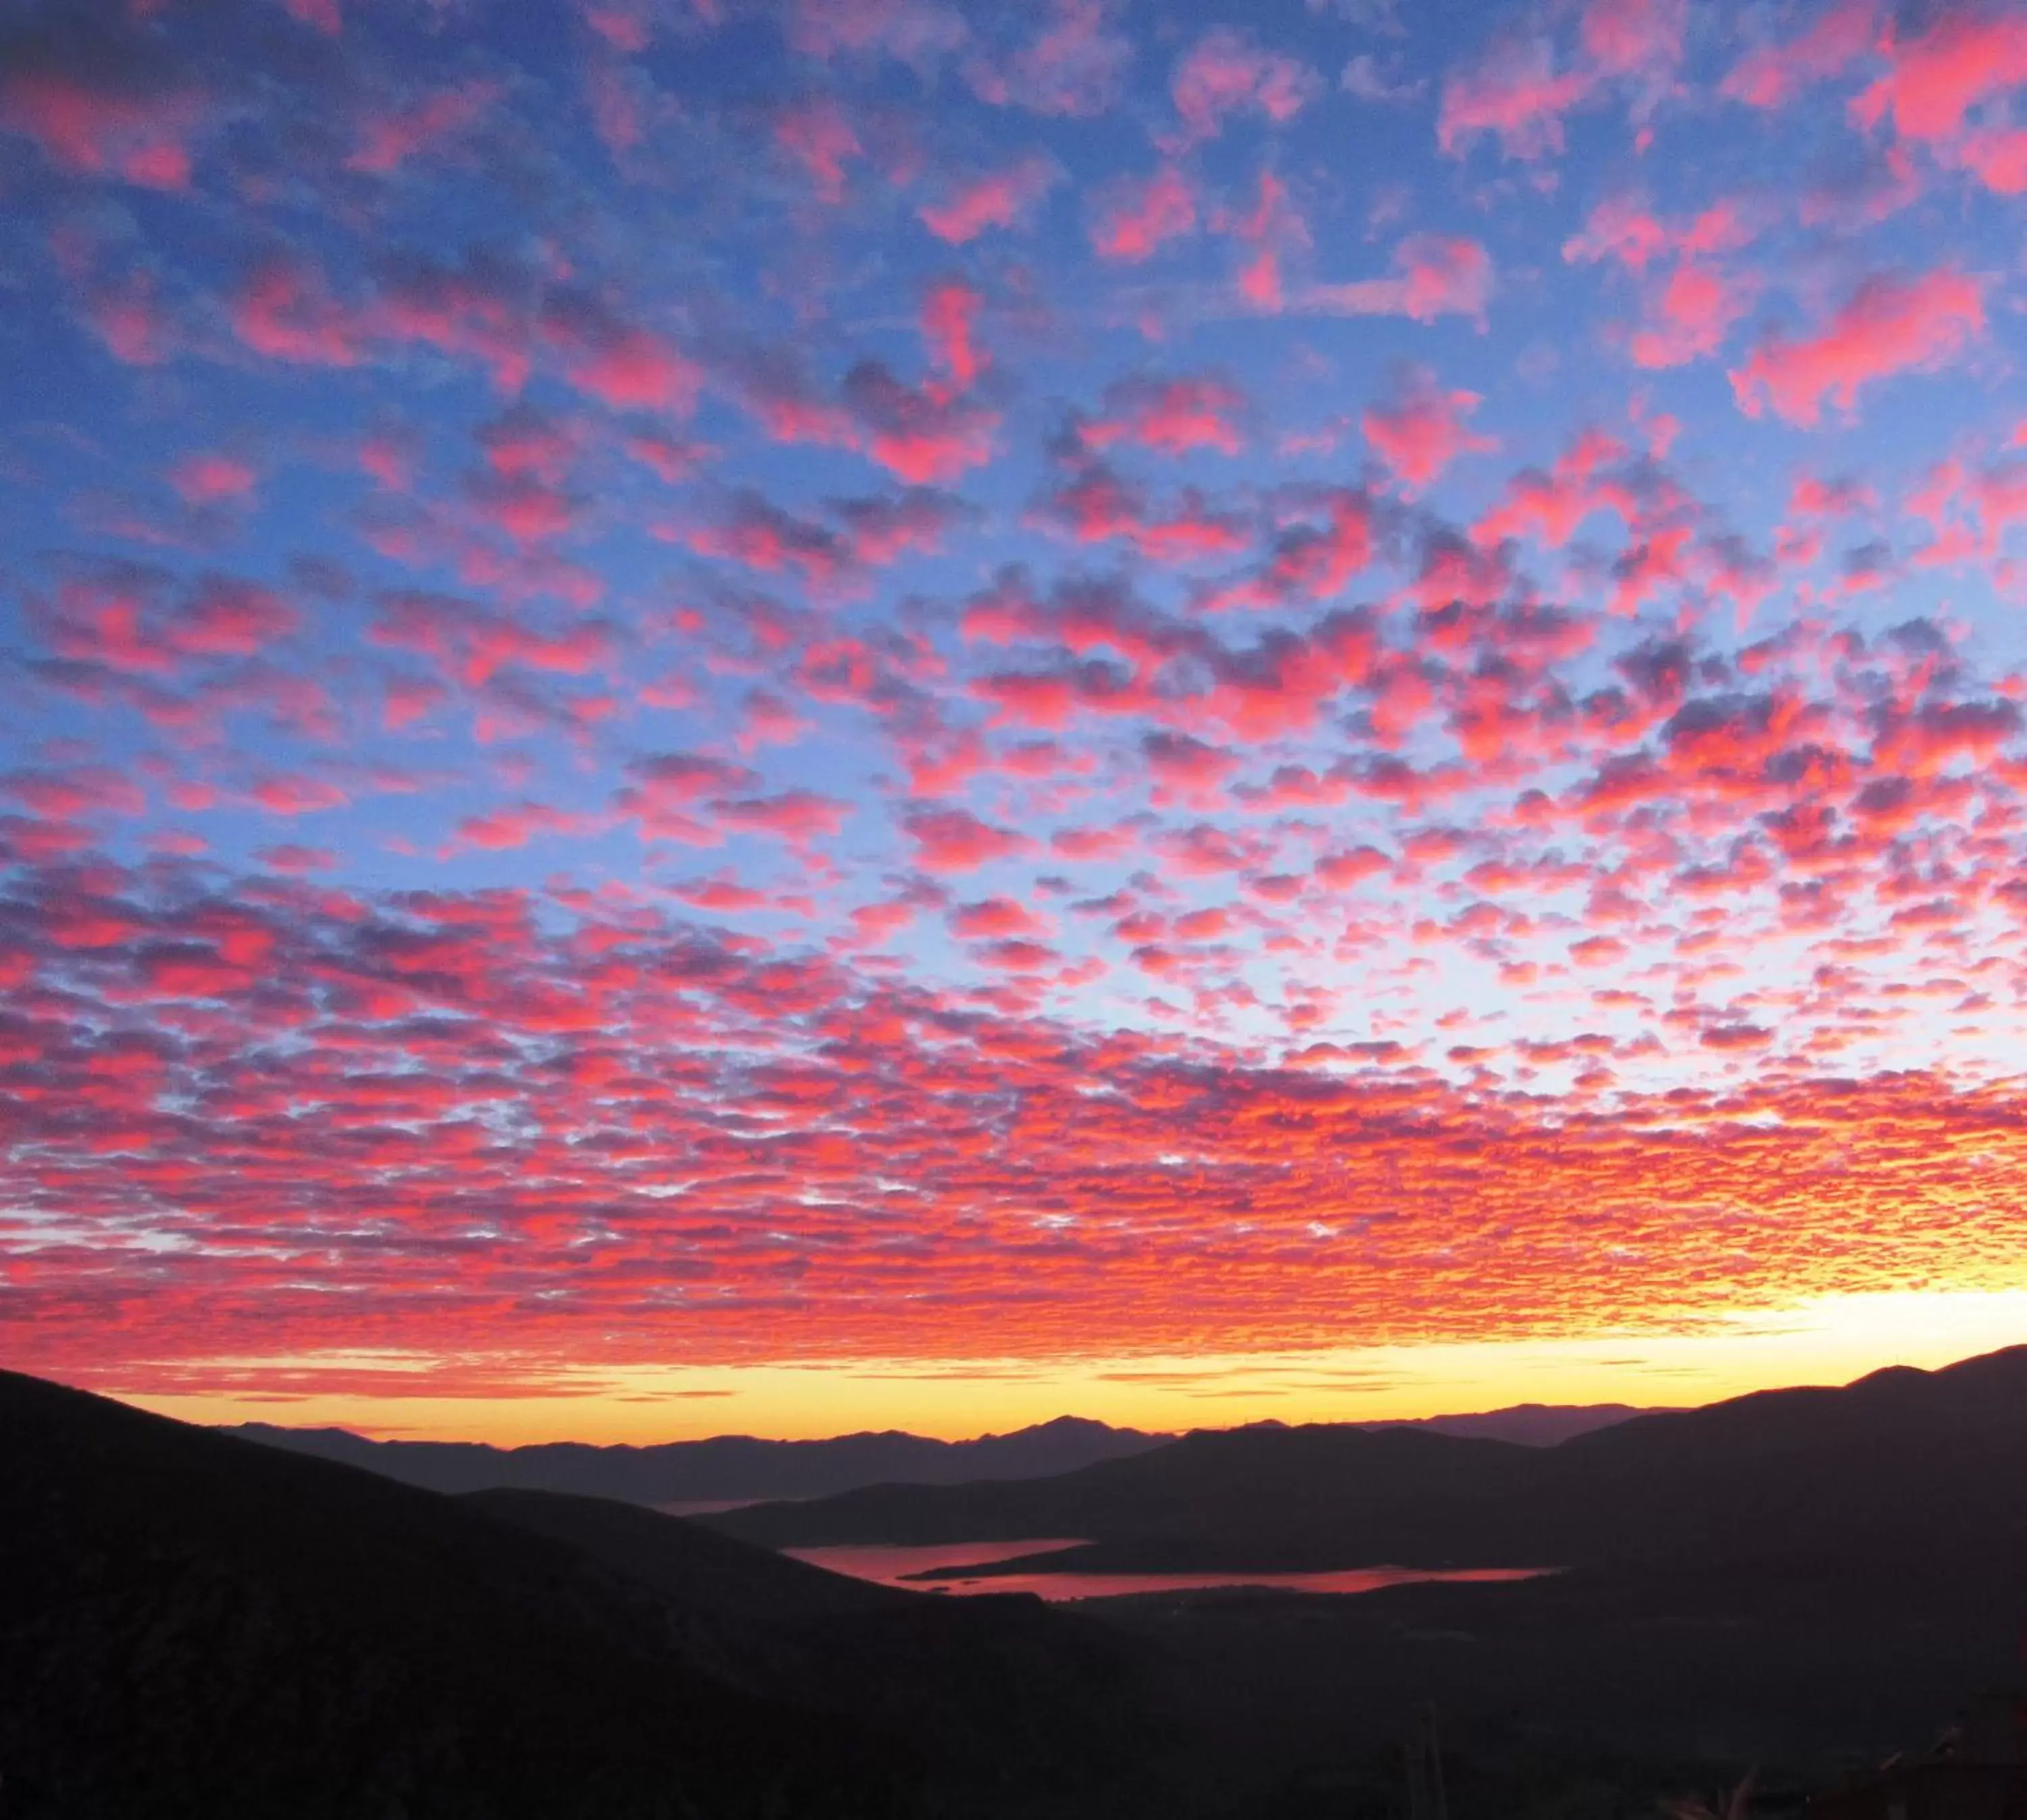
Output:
[[0, 1370, 1150, 1819], [9, 1353, 2025, 1820]]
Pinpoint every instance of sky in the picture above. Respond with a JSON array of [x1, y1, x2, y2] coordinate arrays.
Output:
[[4, 0, 2027, 1444]]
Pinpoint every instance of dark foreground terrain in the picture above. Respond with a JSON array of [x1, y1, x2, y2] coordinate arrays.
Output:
[[0, 1369, 1148, 1819], [6, 1352, 2026, 1818]]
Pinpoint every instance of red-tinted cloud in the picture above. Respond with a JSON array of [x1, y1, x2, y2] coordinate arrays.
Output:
[[1085, 373, 1247, 457], [1579, 0, 1685, 78], [920, 276, 986, 391], [347, 79, 500, 174], [1722, 0, 1876, 109], [231, 257, 365, 366], [968, 0, 1133, 119], [1630, 263, 1756, 369], [1851, 10, 2027, 145], [1302, 234, 1495, 324], [1361, 366, 1495, 492], [1730, 270, 1985, 426], [903, 804, 1034, 869], [541, 290, 699, 413], [774, 96, 862, 202], [1167, 26, 1320, 147], [1089, 163, 1197, 261], [918, 153, 1059, 242], [0, 58, 201, 189], [1438, 35, 1595, 160]]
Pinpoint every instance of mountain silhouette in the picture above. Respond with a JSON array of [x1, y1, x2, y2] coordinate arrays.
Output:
[[222, 1401, 1652, 1512], [710, 1347, 2027, 1582], [1361, 1399, 1661, 1445], [225, 1411, 1168, 1505]]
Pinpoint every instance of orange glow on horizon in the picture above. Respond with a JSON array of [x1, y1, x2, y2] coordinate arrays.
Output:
[[108, 1288, 2027, 1446]]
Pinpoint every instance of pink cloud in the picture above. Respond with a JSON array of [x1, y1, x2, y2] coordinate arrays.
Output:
[[623, 428, 708, 482], [540, 291, 699, 413], [950, 896, 1049, 939], [370, 588, 614, 688], [1563, 195, 1753, 272], [256, 843, 338, 873], [715, 790, 851, 849], [1041, 465, 1249, 564], [1579, 0, 1685, 77], [830, 486, 973, 564], [788, 0, 966, 67], [1, 765, 147, 819], [685, 490, 850, 588], [455, 801, 589, 851], [1301, 234, 1494, 325], [176, 576, 297, 656], [839, 361, 997, 482], [374, 249, 536, 392], [168, 453, 258, 505], [1361, 366, 1496, 492], [250, 774, 348, 816], [968, 0, 1132, 119], [465, 469, 581, 543], [1168, 27, 1321, 147], [774, 96, 861, 203], [1089, 163, 1197, 261], [230, 258, 364, 366], [1851, 9, 2027, 143], [903, 805, 1034, 869], [1630, 264, 1756, 369], [1721, 0, 1876, 109], [918, 153, 1059, 243], [1730, 270, 1985, 426], [0, 66, 201, 189], [1961, 126, 2027, 192], [1438, 36, 1595, 160], [1220, 169, 1311, 313], [278, 0, 345, 30], [1142, 730, 1238, 797], [920, 276, 985, 391], [347, 79, 500, 174], [1086, 374, 1247, 457], [80, 269, 179, 366]]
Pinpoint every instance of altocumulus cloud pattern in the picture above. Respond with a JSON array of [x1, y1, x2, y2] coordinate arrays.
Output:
[[3, 0, 2027, 1399]]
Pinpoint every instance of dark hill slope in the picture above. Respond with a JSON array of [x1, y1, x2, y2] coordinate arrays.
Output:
[[1509, 1346, 2027, 1572], [465, 1488, 1152, 1784], [0, 1370, 1150, 1820], [463, 1486, 909, 1621]]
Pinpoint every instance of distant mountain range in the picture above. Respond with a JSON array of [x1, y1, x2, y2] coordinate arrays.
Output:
[[1358, 1400, 1662, 1446], [709, 1349, 2027, 1579], [224, 1411, 1170, 1505], [222, 1401, 1655, 1506]]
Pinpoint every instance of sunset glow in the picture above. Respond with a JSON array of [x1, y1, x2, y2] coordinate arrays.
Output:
[[6, 0, 2027, 1440]]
